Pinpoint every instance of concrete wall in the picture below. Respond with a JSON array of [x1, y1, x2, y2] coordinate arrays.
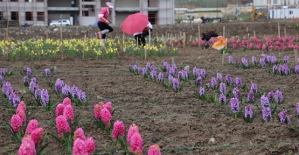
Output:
[[48, 0, 72, 7], [115, 0, 139, 7], [79, 16, 97, 26], [115, 12, 138, 26], [158, 0, 175, 25]]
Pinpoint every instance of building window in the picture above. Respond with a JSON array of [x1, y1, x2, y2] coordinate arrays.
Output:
[[273, 0, 277, 4], [260, 0, 264, 4], [0, 12, 2, 20], [82, 11, 89, 16], [290, 11, 293, 14], [254, 0, 259, 4], [26, 12, 33, 21], [25, 0, 33, 2], [10, 0, 18, 2], [11, 12, 18, 20], [36, 0, 44, 2], [37, 12, 44, 21], [288, 0, 290, 4]]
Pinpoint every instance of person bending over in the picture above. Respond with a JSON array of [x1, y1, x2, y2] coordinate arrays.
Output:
[[202, 30, 218, 48], [133, 22, 153, 46], [97, 2, 114, 45]]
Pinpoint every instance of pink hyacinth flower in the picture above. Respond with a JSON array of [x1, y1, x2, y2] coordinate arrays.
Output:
[[130, 132, 143, 154], [94, 104, 102, 120], [85, 137, 96, 154], [11, 114, 23, 132], [17, 109, 26, 124], [18, 136, 36, 155], [127, 124, 139, 144], [26, 119, 39, 135], [103, 102, 113, 112], [100, 108, 112, 126], [148, 144, 161, 155], [16, 101, 26, 114], [55, 103, 65, 117], [62, 97, 71, 106], [56, 115, 71, 137], [30, 127, 44, 146], [63, 104, 74, 124], [72, 138, 88, 155], [112, 120, 125, 140], [74, 128, 86, 141]]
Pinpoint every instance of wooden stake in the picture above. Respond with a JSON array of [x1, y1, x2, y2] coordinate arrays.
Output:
[[82, 34, 86, 60], [295, 49, 298, 64], [122, 33, 125, 53], [6, 19, 10, 40], [284, 26, 286, 37], [198, 24, 201, 41], [246, 27, 248, 33], [278, 23, 280, 37], [254, 31, 256, 38], [222, 38, 228, 65], [223, 26, 225, 38], [60, 15, 64, 60], [183, 32, 186, 52], [149, 29, 151, 46]]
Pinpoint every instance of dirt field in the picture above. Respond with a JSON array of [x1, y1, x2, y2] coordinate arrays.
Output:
[[1, 20, 299, 155]]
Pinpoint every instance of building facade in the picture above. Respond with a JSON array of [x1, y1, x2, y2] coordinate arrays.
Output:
[[253, 0, 299, 7], [0, 0, 175, 26]]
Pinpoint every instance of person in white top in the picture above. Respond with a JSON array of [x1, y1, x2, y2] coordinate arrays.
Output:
[[133, 22, 153, 46]]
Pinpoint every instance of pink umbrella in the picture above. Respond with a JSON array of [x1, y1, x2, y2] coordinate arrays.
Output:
[[121, 13, 148, 35]]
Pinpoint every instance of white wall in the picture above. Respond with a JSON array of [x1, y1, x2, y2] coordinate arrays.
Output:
[[158, 0, 174, 25], [269, 8, 299, 18]]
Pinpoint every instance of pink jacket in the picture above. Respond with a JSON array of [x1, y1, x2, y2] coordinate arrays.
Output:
[[98, 8, 109, 22]]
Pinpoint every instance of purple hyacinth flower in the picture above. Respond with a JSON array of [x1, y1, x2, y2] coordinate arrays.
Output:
[[0, 68, 7, 75], [233, 87, 241, 100], [25, 67, 32, 76], [261, 95, 270, 107], [260, 58, 265, 67], [219, 93, 226, 104], [272, 65, 277, 73], [192, 67, 198, 76], [31, 77, 37, 83], [271, 56, 277, 64], [132, 64, 138, 72], [178, 71, 183, 79], [34, 88, 41, 99], [228, 56, 233, 63], [158, 72, 164, 82], [206, 83, 210, 89], [211, 77, 217, 88], [252, 56, 256, 64], [241, 58, 249, 67], [284, 55, 289, 63], [267, 91, 274, 101], [150, 70, 157, 79], [172, 78, 180, 90], [78, 90, 86, 103], [234, 77, 242, 87], [168, 75, 173, 82], [196, 76, 202, 85], [23, 76, 29, 83], [29, 80, 37, 93], [54, 79, 64, 93], [199, 87, 205, 96], [62, 85, 70, 97], [244, 105, 253, 119], [225, 74, 232, 85], [250, 83, 258, 93], [230, 98, 240, 113], [146, 62, 151, 70], [247, 90, 254, 102], [295, 64, 299, 74], [262, 106, 272, 122], [219, 82, 226, 94], [44, 68, 51, 76], [40, 89, 49, 106], [9, 92, 20, 107], [142, 67, 147, 76], [137, 67, 142, 74], [200, 69, 206, 78], [296, 103, 299, 116], [274, 90, 283, 103], [168, 67, 175, 76], [71, 85, 79, 98], [0, 75, 3, 82], [217, 73, 222, 82], [278, 110, 291, 124]]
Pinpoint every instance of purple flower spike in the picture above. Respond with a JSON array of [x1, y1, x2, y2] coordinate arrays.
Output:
[[44, 68, 51, 76], [200, 69, 206, 78], [71, 85, 79, 98], [219, 82, 226, 94], [142, 67, 147, 76], [225, 74, 232, 85], [234, 77, 242, 87], [261, 95, 270, 107], [217, 73, 222, 82], [251, 56, 256, 64], [54, 79, 64, 93], [284, 55, 289, 63], [158, 72, 164, 82], [211, 77, 217, 88], [196, 76, 202, 85], [172, 78, 180, 90], [247, 90, 254, 102], [34, 88, 41, 99], [40, 89, 49, 106], [150, 70, 157, 79], [23, 76, 29, 83], [62, 85, 70, 97], [199, 87, 205, 96], [230, 98, 240, 113], [262, 106, 272, 122], [250, 83, 258, 93], [25, 67, 32, 76], [78, 90, 86, 103], [219, 93, 226, 104], [228, 56, 233, 63], [0, 75, 3, 82], [295, 64, 299, 74], [278, 110, 291, 124], [274, 90, 283, 103], [244, 105, 253, 119], [260, 58, 265, 67], [271, 56, 277, 64], [233, 87, 241, 100], [241, 58, 249, 67]]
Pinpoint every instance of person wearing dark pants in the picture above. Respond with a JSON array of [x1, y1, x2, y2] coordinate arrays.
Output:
[[97, 2, 114, 45], [133, 22, 153, 46]]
